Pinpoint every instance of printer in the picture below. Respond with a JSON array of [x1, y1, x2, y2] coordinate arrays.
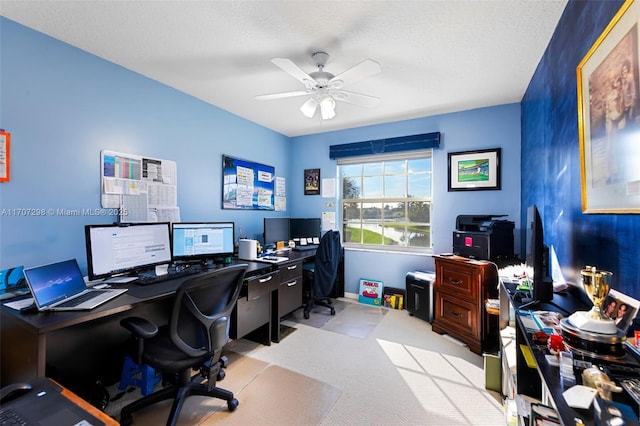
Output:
[[452, 215, 514, 262]]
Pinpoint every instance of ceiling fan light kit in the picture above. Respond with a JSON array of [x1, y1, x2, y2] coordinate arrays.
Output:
[[256, 51, 381, 120]]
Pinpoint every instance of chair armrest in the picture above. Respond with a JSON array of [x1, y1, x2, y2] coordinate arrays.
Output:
[[120, 316, 158, 339]]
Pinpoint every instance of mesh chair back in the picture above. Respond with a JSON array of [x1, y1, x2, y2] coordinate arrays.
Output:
[[169, 264, 246, 358]]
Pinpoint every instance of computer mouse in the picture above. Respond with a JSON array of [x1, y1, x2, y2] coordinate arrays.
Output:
[[0, 382, 33, 403]]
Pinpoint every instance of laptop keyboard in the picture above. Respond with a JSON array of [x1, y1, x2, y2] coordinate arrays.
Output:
[[0, 407, 28, 425], [56, 290, 108, 308]]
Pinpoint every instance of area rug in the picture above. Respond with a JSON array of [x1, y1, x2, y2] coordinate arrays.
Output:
[[103, 353, 341, 425], [205, 365, 342, 425], [321, 302, 387, 339], [284, 299, 348, 328]]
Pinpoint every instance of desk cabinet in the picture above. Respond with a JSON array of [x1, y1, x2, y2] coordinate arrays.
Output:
[[278, 260, 303, 318], [231, 270, 279, 345], [431, 255, 497, 355]]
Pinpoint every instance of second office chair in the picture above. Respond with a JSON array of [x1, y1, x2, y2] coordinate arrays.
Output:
[[302, 230, 342, 319]]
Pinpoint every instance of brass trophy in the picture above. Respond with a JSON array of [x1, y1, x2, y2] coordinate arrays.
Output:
[[569, 266, 617, 334]]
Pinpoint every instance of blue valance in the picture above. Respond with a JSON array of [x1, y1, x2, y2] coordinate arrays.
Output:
[[329, 132, 440, 159]]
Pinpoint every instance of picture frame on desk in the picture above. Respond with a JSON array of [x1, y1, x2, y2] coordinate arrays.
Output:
[[447, 148, 501, 191], [577, 0, 640, 213]]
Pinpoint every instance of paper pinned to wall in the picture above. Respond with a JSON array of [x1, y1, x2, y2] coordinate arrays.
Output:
[[101, 150, 178, 221], [322, 211, 336, 231], [322, 178, 335, 198]]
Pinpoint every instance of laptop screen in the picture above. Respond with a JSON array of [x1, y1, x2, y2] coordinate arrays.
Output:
[[24, 259, 86, 309]]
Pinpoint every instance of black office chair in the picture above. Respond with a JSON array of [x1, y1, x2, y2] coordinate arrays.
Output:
[[302, 230, 342, 319], [118, 264, 247, 426]]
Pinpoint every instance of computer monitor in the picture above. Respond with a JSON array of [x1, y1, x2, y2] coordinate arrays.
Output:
[[263, 217, 290, 246], [85, 222, 172, 281], [521, 204, 552, 307], [289, 218, 321, 240], [171, 222, 235, 265]]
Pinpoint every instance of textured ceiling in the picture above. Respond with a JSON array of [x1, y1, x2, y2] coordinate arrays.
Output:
[[1, 0, 568, 137]]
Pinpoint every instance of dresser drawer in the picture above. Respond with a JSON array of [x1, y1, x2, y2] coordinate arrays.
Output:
[[279, 260, 303, 283], [245, 271, 279, 300], [436, 263, 476, 300], [434, 292, 479, 339]]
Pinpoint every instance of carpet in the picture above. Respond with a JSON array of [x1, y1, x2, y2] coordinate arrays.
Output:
[[103, 352, 341, 425]]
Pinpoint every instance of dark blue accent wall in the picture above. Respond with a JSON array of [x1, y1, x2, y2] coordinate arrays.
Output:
[[522, 0, 639, 295]]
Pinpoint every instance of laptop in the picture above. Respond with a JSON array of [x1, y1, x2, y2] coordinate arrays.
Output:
[[23, 259, 127, 311]]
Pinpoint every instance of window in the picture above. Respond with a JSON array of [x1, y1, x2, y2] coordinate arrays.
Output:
[[339, 150, 432, 251]]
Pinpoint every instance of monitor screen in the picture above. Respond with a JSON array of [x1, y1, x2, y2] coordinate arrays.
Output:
[[171, 222, 235, 262], [525, 204, 552, 303], [85, 222, 172, 280], [263, 217, 290, 246], [289, 218, 321, 240]]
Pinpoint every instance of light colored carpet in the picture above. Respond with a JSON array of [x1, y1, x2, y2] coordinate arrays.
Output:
[[106, 298, 504, 425]]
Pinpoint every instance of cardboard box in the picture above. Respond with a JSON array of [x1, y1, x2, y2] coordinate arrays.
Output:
[[358, 278, 383, 306]]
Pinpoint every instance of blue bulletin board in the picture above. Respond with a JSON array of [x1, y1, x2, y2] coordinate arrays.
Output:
[[222, 155, 275, 210]]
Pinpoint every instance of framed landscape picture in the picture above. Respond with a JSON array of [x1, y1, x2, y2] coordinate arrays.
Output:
[[447, 148, 501, 191]]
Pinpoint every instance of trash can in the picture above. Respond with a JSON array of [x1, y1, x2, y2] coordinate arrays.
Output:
[[405, 270, 435, 323]]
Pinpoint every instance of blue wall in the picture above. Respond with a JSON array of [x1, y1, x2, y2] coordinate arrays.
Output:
[[0, 18, 291, 272], [0, 17, 522, 296], [290, 105, 522, 293], [522, 0, 640, 296]]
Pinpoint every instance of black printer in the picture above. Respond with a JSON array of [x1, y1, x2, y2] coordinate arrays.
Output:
[[452, 215, 514, 262]]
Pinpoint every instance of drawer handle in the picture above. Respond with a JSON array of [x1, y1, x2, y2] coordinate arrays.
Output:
[[448, 310, 463, 318], [259, 276, 273, 283], [447, 278, 463, 285], [287, 280, 297, 287], [287, 265, 298, 271]]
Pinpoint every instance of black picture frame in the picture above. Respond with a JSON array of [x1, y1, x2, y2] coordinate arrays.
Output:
[[304, 168, 320, 195], [447, 148, 501, 191]]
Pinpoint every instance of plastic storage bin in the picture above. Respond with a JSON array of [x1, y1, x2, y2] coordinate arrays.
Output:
[[405, 270, 435, 323]]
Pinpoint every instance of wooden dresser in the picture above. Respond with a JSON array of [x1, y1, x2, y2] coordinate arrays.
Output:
[[431, 255, 498, 355]]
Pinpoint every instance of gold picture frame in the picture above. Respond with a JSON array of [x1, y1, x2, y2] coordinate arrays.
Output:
[[577, 0, 640, 213]]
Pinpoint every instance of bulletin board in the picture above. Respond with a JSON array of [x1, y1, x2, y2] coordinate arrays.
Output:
[[222, 155, 275, 210], [101, 150, 180, 222]]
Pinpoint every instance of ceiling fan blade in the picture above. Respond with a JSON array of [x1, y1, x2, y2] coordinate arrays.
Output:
[[271, 58, 316, 90], [329, 59, 381, 89], [330, 90, 380, 107], [300, 97, 319, 118], [255, 90, 310, 100]]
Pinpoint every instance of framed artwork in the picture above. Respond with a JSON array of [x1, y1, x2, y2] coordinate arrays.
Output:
[[447, 148, 501, 191], [0, 130, 10, 182], [577, 0, 640, 213], [304, 168, 320, 195]]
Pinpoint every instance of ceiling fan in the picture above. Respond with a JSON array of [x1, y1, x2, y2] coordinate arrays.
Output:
[[256, 52, 381, 120]]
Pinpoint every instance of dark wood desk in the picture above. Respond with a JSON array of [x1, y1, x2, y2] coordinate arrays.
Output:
[[500, 281, 639, 425], [0, 260, 272, 387]]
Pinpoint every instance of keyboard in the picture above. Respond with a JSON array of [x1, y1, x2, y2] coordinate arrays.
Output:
[[136, 267, 200, 285], [56, 290, 108, 308], [0, 407, 28, 425], [293, 245, 318, 251]]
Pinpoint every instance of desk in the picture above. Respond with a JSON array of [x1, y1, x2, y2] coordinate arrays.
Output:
[[500, 281, 639, 425], [0, 260, 272, 387], [1, 377, 118, 425]]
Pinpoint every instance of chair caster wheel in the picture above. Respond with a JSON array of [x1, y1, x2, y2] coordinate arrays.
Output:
[[228, 398, 239, 411], [330, 308, 335, 315], [217, 369, 226, 381], [120, 414, 133, 426], [304, 311, 310, 319]]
